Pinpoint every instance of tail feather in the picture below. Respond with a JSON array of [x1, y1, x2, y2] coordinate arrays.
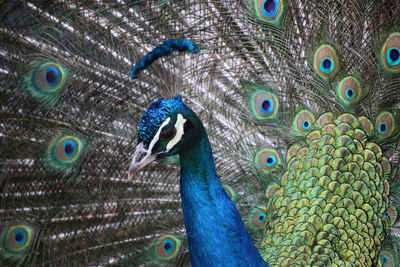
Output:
[[1, 0, 400, 266]]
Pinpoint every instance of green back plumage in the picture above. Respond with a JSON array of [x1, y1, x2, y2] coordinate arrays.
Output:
[[1, 0, 400, 266]]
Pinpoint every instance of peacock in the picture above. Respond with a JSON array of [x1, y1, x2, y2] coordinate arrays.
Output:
[[1, 0, 400, 266]]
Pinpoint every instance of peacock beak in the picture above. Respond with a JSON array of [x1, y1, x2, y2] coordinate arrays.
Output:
[[128, 142, 158, 179]]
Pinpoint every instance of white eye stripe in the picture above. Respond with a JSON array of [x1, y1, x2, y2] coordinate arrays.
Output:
[[146, 114, 186, 154], [166, 114, 186, 151], [147, 117, 171, 154]]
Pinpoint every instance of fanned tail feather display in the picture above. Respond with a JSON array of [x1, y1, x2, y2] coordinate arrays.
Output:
[[1, 0, 400, 266]]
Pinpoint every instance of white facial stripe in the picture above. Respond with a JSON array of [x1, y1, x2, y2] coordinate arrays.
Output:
[[147, 117, 171, 154], [166, 114, 187, 151], [129, 117, 172, 178]]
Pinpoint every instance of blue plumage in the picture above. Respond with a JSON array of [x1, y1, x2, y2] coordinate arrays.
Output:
[[130, 39, 200, 79], [130, 39, 268, 266], [179, 120, 268, 267], [133, 95, 269, 266], [138, 95, 187, 143]]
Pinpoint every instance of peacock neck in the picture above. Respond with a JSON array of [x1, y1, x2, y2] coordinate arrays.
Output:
[[180, 130, 217, 185], [179, 127, 268, 267]]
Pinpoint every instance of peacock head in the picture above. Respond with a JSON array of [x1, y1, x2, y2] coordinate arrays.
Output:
[[128, 95, 200, 178]]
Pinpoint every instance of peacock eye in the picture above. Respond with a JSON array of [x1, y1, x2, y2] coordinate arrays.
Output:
[[385, 204, 398, 227], [377, 250, 396, 267], [44, 135, 86, 173], [313, 44, 339, 79], [293, 109, 315, 135], [154, 235, 182, 261], [247, 207, 268, 230], [254, 0, 283, 24], [375, 111, 395, 138], [381, 32, 400, 72], [250, 91, 279, 120], [160, 126, 176, 141], [32, 63, 65, 91], [2, 224, 34, 254], [255, 148, 281, 172], [337, 75, 362, 107]]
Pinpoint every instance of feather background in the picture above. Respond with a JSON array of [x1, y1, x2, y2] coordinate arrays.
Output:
[[1, 0, 399, 266]]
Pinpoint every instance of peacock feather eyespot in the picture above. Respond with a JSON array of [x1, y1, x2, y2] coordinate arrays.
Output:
[[254, 0, 283, 24], [337, 76, 362, 106], [1, 224, 34, 257], [381, 255, 389, 266], [45, 135, 86, 172], [261, 99, 273, 114], [255, 148, 281, 172], [320, 57, 334, 73], [33, 63, 65, 91], [381, 32, 400, 72], [24, 62, 68, 103], [154, 235, 182, 261], [385, 204, 398, 227], [378, 123, 387, 134], [375, 111, 396, 138], [313, 44, 339, 79], [377, 249, 398, 267], [247, 207, 268, 230], [293, 109, 315, 135], [250, 90, 279, 120], [302, 121, 310, 130]]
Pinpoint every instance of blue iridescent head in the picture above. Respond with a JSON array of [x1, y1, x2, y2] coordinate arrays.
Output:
[[137, 95, 187, 143], [128, 95, 201, 178]]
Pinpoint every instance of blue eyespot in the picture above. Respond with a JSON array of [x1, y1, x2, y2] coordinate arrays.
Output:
[[163, 240, 174, 253], [302, 120, 311, 130], [46, 136, 84, 173], [345, 88, 354, 99], [258, 212, 267, 222], [262, 0, 279, 18], [64, 140, 77, 158], [45, 66, 60, 87], [386, 48, 400, 66], [154, 235, 181, 260], [247, 207, 268, 230], [14, 229, 27, 245], [378, 122, 388, 134], [384, 211, 389, 216], [260, 99, 274, 114], [266, 155, 276, 167], [381, 255, 388, 264], [320, 57, 335, 74]]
